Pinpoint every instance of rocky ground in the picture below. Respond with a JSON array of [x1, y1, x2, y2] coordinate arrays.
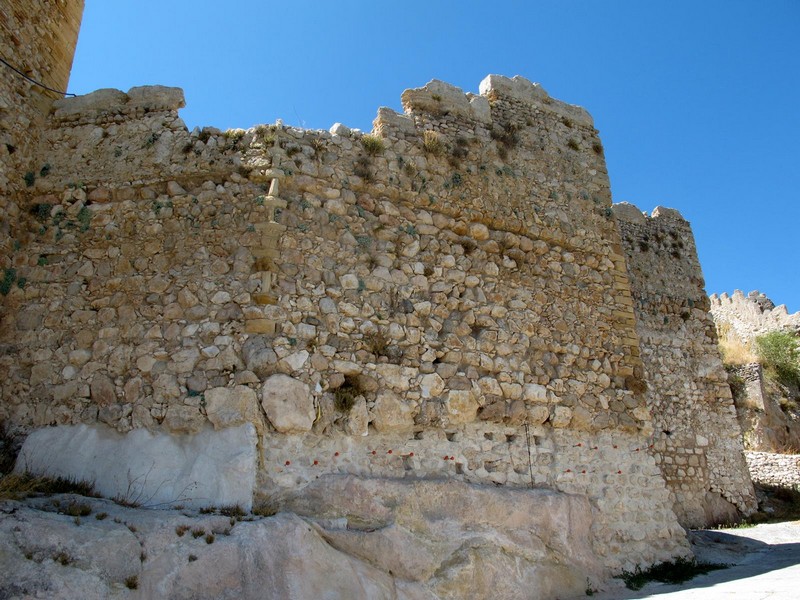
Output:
[[2, 476, 799, 599], [585, 521, 800, 599]]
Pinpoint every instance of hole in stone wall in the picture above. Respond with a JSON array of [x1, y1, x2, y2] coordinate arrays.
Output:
[[484, 460, 500, 473], [455, 463, 464, 475], [446, 432, 458, 442], [484, 432, 494, 441], [506, 434, 518, 443], [414, 430, 424, 440], [332, 375, 363, 413]]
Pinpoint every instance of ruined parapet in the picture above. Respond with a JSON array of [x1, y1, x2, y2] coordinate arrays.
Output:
[[710, 289, 800, 345], [614, 202, 757, 526]]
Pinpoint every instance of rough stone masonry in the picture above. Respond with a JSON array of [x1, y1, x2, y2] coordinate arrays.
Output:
[[1, 0, 756, 578]]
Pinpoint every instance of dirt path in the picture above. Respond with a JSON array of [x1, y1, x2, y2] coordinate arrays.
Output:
[[583, 521, 800, 599]]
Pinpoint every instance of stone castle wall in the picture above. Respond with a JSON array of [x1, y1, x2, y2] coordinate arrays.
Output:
[[0, 0, 84, 210], [0, 76, 697, 569], [614, 203, 757, 527], [711, 290, 800, 345], [745, 451, 800, 491]]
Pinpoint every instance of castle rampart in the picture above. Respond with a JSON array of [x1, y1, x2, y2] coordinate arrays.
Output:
[[0, 76, 702, 570], [0, 4, 765, 580], [614, 203, 756, 526]]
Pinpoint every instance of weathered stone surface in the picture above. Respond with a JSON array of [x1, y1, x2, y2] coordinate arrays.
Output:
[[282, 475, 601, 599], [205, 385, 262, 432], [370, 390, 414, 432], [126, 85, 185, 111], [261, 374, 315, 433], [89, 373, 116, 406], [444, 390, 479, 424], [401, 79, 491, 123], [163, 404, 205, 434], [0, 500, 409, 600], [14, 423, 258, 509]]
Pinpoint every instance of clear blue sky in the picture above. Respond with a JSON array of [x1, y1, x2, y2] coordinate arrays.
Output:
[[69, 1, 800, 312]]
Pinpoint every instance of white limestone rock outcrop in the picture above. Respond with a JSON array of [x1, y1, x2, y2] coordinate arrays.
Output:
[[0, 475, 605, 600], [0, 497, 413, 600], [14, 423, 257, 510], [280, 474, 602, 599]]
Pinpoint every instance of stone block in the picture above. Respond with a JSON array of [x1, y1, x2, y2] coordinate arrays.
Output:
[[205, 385, 262, 432], [261, 374, 315, 433], [246, 319, 277, 334], [15, 423, 258, 510]]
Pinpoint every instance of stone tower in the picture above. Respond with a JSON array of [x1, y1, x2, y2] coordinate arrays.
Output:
[[0, 0, 84, 203]]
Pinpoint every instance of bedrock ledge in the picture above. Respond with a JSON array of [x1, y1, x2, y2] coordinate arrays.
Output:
[[14, 423, 257, 511]]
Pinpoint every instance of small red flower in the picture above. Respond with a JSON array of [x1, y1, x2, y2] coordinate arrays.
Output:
[[334, 451, 340, 457], [285, 460, 291, 466], [313, 460, 319, 466], [371, 450, 377, 455], [387, 449, 393, 454], [581, 470, 586, 474], [635, 448, 640, 452], [408, 452, 414, 457], [443, 455, 449, 460], [565, 469, 572, 473], [450, 456, 455, 461], [617, 470, 622, 474], [574, 443, 582, 447], [613, 445, 618, 449]]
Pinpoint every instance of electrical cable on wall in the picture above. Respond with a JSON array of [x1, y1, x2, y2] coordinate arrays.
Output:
[[0, 55, 76, 97]]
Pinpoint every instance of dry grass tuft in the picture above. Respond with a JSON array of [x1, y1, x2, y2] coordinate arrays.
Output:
[[422, 130, 445, 156], [719, 337, 757, 365], [0, 472, 96, 501]]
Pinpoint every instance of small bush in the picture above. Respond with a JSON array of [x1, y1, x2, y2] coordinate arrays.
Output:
[[619, 557, 726, 590], [353, 156, 373, 181], [219, 505, 246, 519], [567, 138, 580, 151], [125, 575, 139, 590], [175, 524, 190, 537], [0, 268, 17, 296], [29, 202, 52, 222], [191, 527, 205, 539], [361, 135, 385, 156], [23, 172, 36, 187], [64, 501, 92, 517], [252, 497, 279, 517], [333, 377, 361, 413], [422, 130, 445, 156], [754, 331, 800, 387]]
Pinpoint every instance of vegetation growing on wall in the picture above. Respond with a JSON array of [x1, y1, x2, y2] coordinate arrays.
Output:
[[755, 330, 800, 388]]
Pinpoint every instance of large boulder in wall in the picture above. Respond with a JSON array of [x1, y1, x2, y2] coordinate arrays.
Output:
[[261, 374, 315, 433]]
